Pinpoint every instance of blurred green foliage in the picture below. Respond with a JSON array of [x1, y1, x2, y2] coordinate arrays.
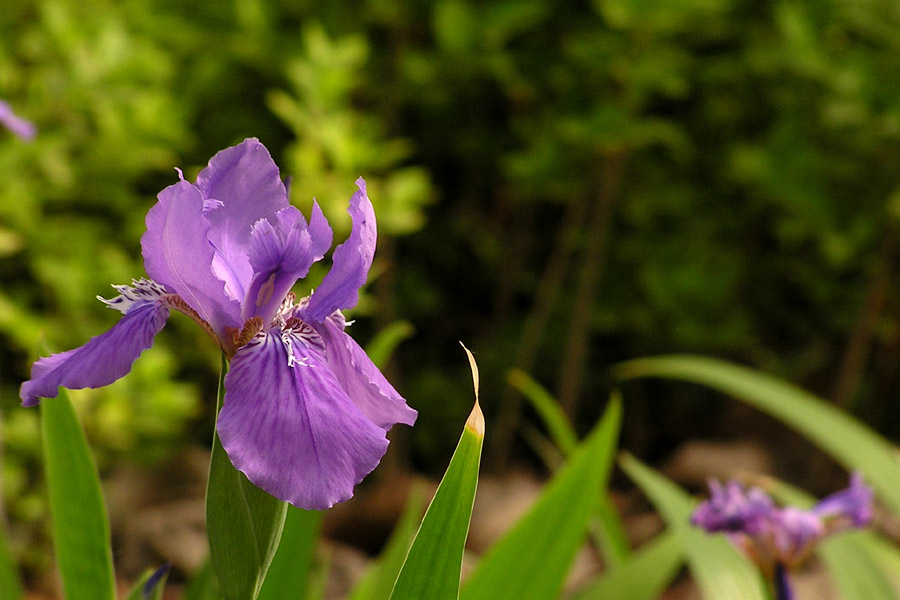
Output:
[[3, 0, 900, 585]]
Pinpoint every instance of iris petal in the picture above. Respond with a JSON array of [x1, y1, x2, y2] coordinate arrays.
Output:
[[142, 180, 241, 339], [316, 317, 417, 429], [19, 302, 169, 406], [217, 330, 389, 510], [199, 139, 289, 301], [301, 178, 376, 323], [242, 207, 316, 322]]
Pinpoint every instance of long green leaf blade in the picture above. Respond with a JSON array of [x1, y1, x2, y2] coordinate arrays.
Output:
[[619, 453, 766, 600], [41, 389, 116, 600], [460, 395, 622, 600], [349, 487, 426, 600], [568, 531, 683, 600], [615, 355, 900, 516], [257, 506, 323, 600], [390, 345, 484, 600], [0, 518, 23, 600]]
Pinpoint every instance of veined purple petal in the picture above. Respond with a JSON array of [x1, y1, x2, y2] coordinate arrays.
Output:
[[0, 100, 36, 141], [19, 302, 169, 406], [242, 207, 316, 323], [142, 179, 241, 340], [199, 139, 289, 302], [301, 179, 376, 323], [315, 316, 417, 429], [217, 329, 389, 510]]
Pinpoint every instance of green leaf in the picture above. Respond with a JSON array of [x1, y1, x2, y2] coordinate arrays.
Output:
[[349, 486, 426, 600], [506, 368, 578, 455], [508, 371, 630, 566], [819, 532, 898, 600], [390, 345, 484, 600], [365, 321, 415, 369], [619, 454, 767, 600], [0, 511, 24, 600], [460, 394, 622, 600], [615, 355, 900, 517], [568, 531, 683, 600], [257, 506, 323, 600], [207, 356, 287, 600], [182, 561, 221, 600], [41, 389, 116, 600]]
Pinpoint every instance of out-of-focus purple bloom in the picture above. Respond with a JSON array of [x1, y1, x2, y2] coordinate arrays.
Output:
[[0, 100, 36, 141], [20, 138, 416, 510], [690, 479, 774, 535], [692, 474, 873, 599]]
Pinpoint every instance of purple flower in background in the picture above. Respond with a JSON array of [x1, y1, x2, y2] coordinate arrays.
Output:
[[20, 138, 416, 509], [692, 474, 873, 600], [0, 100, 36, 141]]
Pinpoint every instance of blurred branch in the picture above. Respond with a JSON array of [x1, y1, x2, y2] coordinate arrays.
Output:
[[556, 151, 627, 418]]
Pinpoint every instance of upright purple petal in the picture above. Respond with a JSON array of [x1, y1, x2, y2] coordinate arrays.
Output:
[[0, 100, 36, 141], [307, 201, 333, 262], [217, 329, 389, 510], [301, 179, 376, 323], [19, 302, 169, 406], [198, 139, 289, 302], [315, 317, 417, 429], [242, 207, 316, 323], [142, 180, 241, 340], [812, 472, 873, 527]]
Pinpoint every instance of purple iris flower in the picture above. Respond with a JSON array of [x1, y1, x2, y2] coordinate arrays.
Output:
[[692, 474, 873, 600], [20, 138, 417, 510], [0, 100, 36, 141]]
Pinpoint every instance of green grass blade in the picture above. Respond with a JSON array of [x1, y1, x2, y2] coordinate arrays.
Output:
[[365, 321, 415, 369], [615, 355, 900, 517], [0, 517, 23, 600], [819, 532, 899, 600], [506, 368, 578, 454], [390, 345, 484, 600], [349, 486, 426, 600], [257, 506, 323, 600], [460, 395, 622, 600], [41, 389, 116, 600], [182, 560, 221, 600], [508, 370, 630, 566], [620, 453, 767, 600], [568, 530, 683, 600]]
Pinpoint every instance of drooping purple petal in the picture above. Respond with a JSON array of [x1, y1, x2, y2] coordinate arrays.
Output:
[[0, 100, 36, 141], [315, 316, 417, 429], [198, 139, 289, 302], [301, 179, 376, 323], [19, 302, 169, 406], [142, 180, 241, 340], [242, 207, 316, 323], [217, 329, 389, 510]]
